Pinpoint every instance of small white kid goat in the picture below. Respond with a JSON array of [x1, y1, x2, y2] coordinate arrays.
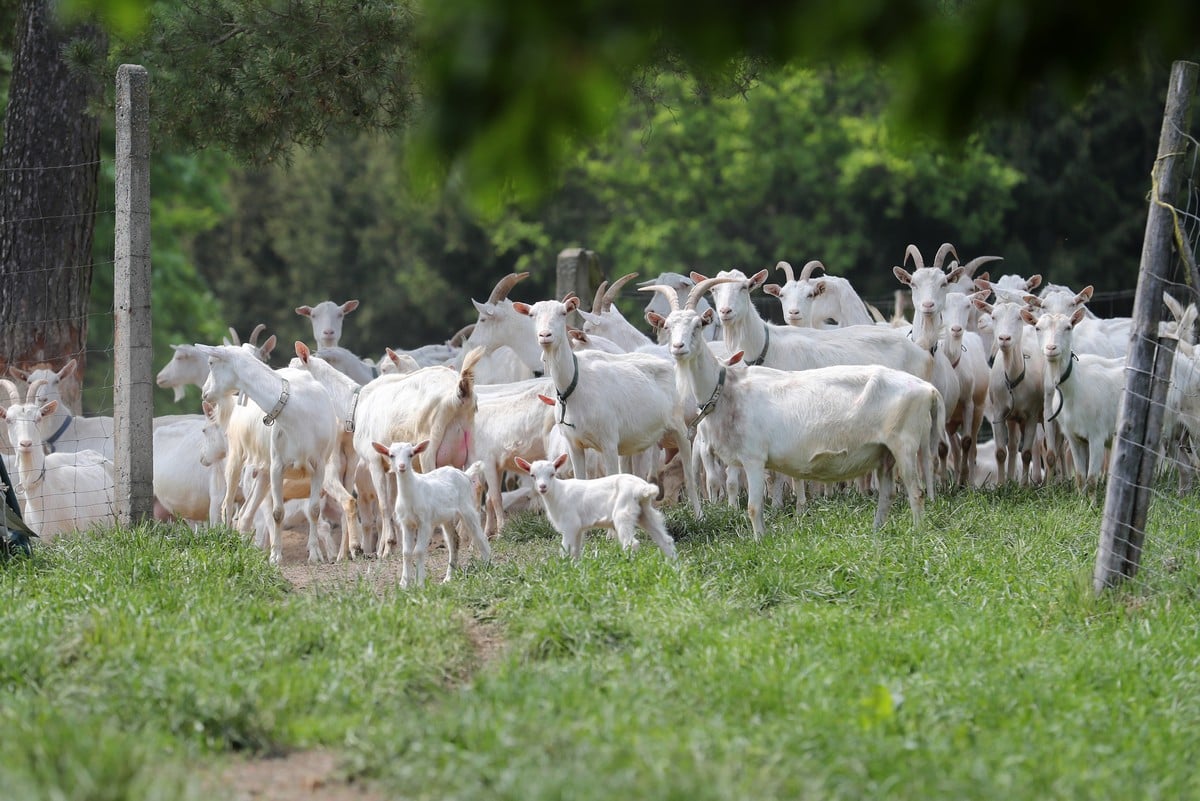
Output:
[[371, 439, 492, 587], [515, 453, 677, 560]]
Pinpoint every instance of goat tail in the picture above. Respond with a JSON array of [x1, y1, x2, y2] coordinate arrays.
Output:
[[639, 483, 660, 504], [457, 346, 486, 401], [925, 386, 947, 499]]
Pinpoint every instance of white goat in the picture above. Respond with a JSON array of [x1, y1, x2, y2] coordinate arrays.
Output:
[[577, 273, 658, 351], [11, 359, 114, 457], [1023, 285, 1130, 358], [0, 380, 115, 540], [643, 280, 943, 538], [638, 272, 720, 343], [763, 260, 875, 328], [152, 411, 226, 525], [512, 295, 703, 517], [1026, 307, 1125, 490], [464, 272, 546, 377], [157, 328, 276, 402], [371, 439, 492, 587], [199, 343, 344, 564], [351, 348, 485, 558], [701, 268, 934, 382], [516, 453, 677, 560], [296, 299, 360, 350]]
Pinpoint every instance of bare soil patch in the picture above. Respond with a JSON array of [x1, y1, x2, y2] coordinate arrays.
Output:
[[215, 749, 382, 801]]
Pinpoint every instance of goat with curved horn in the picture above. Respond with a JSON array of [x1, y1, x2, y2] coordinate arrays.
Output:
[[247, 323, 267, 347], [776, 261, 796, 283], [0, 379, 19, 408], [638, 284, 682, 314], [932, 243, 958, 271], [486, 271, 530, 304], [903, 244, 926, 270], [957, 255, 1004, 277], [591, 280, 611, 314], [798, 260, 826, 281], [601, 272, 639, 311]]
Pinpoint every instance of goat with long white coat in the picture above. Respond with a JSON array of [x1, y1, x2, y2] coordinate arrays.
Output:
[[152, 405, 227, 525], [516, 453, 677, 560], [1025, 307, 1125, 490], [296, 299, 359, 350], [643, 280, 943, 538], [351, 348, 485, 558], [198, 343, 345, 564], [372, 440, 492, 587], [0, 380, 115, 540], [512, 295, 704, 517]]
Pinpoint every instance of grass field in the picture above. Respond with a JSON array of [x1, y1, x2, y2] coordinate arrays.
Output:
[[3, 485, 1200, 800]]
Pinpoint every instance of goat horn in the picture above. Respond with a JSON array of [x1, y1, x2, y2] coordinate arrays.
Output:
[[603, 273, 639, 310], [776, 261, 796, 283], [449, 323, 475, 347], [486, 271, 530, 304], [798, 260, 825, 281], [591, 280, 610, 314], [0, 379, 18, 407], [903, 244, 925, 270], [958, 255, 1003, 277], [248, 323, 267, 347], [638, 284, 681, 315], [932, 243, 958, 271], [226, 326, 241, 346], [26, 378, 49, 404], [687, 276, 740, 311]]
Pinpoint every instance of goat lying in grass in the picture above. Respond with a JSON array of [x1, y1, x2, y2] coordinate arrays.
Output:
[[515, 454, 677, 561]]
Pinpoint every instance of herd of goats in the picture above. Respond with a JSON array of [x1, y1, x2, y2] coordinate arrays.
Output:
[[1, 242, 1195, 584]]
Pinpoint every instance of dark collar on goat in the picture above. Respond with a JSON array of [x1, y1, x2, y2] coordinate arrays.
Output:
[[555, 352, 579, 427], [748, 324, 770, 366], [44, 414, 72, 454], [908, 329, 938, 357], [1046, 352, 1079, 423], [262, 378, 290, 426], [692, 367, 727, 433], [344, 385, 363, 433]]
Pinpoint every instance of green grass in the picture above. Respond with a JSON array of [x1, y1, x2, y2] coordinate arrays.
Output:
[[3, 487, 1200, 800]]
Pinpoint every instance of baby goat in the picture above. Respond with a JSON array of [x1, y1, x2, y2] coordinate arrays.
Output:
[[514, 454, 677, 561], [371, 439, 492, 587]]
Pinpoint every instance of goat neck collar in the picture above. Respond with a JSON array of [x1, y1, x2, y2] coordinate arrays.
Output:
[[344, 385, 363, 433], [692, 366, 727, 432], [748, 324, 770, 366], [262, 378, 290, 426], [555, 351, 579, 427], [17, 458, 46, 493], [44, 414, 72, 454], [1046, 352, 1079, 422], [1004, 357, 1027, 391], [909, 329, 938, 357]]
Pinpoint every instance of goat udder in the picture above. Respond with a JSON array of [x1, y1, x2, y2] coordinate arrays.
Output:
[[436, 428, 471, 469]]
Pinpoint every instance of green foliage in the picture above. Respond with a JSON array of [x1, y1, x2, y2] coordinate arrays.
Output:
[[6, 491, 1200, 799]]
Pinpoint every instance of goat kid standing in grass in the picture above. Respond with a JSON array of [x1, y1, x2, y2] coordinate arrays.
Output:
[[515, 454, 677, 561], [372, 439, 492, 587]]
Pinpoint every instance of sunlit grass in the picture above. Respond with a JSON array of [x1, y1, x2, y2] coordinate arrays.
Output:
[[3, 486, 1200, 800]]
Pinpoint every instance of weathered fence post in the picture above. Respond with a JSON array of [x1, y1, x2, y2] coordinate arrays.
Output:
[[556, 248, 599, 324], [1094, 60, 1199, 593], [114, 64, 154, 526]]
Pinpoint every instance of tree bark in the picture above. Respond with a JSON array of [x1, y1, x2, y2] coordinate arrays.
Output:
[[0, 0, 105, 412]]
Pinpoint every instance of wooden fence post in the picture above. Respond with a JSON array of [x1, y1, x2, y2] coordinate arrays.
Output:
[[1094, 60, 1199, 593]]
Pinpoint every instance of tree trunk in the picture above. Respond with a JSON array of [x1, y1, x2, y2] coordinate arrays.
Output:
[[0, 0, 105, 412]]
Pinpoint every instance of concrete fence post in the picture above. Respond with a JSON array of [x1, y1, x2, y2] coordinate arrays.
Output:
[[114, 64, 154, 525]]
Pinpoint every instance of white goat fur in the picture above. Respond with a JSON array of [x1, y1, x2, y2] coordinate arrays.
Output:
[[516, 453, 676, 560], [372, 439, 492, 587], [763, 260, 874, 328], [296, 299, 359, 350], [0, 384, 115, 540], [645, 279, 943, 538]]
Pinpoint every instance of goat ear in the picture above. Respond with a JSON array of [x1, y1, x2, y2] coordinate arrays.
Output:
[[202, 400, 216, 420], [811, 279, 827, 296], [259, 335, 277, 358], [689, 271, 708, 284], [1026, 274, 1043, 291], [749, 269, 769, 291], [763, 283, 782, 298], [8, 366, 29, 381], [296, 305, 313, 318], [1076, 285, 1094, 304], [553, 453, 569, 470], [1022, 294, 1042, 308], [1019, 309, 1038, 326], [727, 351, 745, 366], [512, 302, 532, 316], [893, 266, 914, 286], [536, 394, 556, 407], [341, 299, 360, 314], [514, 457, 531, 473], [946, 266, 965, 284], [295, 341, 310, 361], [1070, 307, 1087, 326], [701, 308, 715, 326], [59, 358, 78, 379], [371, 441, 390, 456], [646, 311, 667, 330], [38, 400, 58, 418], [973, 277, 992, 292], [568, 329, 586, 342], [564, 296, 580, 313]]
